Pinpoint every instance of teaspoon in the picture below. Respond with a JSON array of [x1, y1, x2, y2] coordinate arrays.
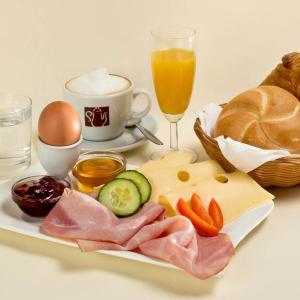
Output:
[[126, 117, 164, 145]]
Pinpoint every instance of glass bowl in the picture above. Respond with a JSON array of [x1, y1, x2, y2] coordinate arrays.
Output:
[[71, 150, 126, 194], [11, 175, 70, 217]]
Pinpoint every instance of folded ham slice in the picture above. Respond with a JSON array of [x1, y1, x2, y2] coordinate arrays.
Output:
[[42, 189, 234, 279], [42, 189, 165, 244]]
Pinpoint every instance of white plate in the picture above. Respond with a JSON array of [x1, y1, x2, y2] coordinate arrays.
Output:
[[81, 114, 159, 152], [0, 162, 274, 272]]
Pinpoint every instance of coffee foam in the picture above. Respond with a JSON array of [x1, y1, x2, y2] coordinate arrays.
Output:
[[66, 68, 131, 96]]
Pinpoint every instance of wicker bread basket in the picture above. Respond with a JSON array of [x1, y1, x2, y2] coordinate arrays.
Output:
[[194, 117, 300, 188]]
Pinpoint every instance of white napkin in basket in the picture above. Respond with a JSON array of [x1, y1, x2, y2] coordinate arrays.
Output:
[[197, 103, 291, 173]]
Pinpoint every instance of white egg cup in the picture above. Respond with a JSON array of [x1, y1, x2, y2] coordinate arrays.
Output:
[[37, 136, 82, 179]]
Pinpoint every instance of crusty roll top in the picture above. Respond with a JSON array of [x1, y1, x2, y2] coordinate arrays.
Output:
[[260, 52, 300, 99], [214, 86, 300, 153]]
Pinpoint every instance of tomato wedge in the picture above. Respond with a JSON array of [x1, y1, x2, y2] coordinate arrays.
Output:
[[177, 198, 219, 237], [190, 193, 214, 225], [208, 198, 224, 231]]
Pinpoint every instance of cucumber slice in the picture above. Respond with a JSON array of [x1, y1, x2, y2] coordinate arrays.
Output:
[[116, 170, 152, 204], [98, 178, 141, 217]]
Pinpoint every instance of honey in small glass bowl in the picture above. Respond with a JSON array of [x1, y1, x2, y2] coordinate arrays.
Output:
[[72, 151, 126, 194]]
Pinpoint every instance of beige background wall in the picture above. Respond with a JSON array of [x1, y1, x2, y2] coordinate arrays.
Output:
[[1, 0, 299, 122], [1, 1, 300, 299]]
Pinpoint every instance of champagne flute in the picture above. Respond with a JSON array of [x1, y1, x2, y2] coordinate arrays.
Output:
[[151, 26, 197, 161]]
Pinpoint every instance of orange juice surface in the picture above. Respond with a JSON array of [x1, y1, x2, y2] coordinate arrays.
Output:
[[152, 48, 196, 115]]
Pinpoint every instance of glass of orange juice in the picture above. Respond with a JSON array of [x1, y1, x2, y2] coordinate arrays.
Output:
[[151, 26, 197, 161]]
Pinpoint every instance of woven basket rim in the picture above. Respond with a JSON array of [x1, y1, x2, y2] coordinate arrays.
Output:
[[194, 117, 300, 163]]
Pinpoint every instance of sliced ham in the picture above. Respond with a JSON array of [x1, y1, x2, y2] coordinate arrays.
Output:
[[42, 189, 165, 244], [42, 189, 234, 279]]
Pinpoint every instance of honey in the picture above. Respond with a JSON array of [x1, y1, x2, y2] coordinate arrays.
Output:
[[72, 151, 126, 193]]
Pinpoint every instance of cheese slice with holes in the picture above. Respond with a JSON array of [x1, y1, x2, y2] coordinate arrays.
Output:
[[138, 152, 194, 171], [139, 160, 225, 203], [159, 171, 274, 223]]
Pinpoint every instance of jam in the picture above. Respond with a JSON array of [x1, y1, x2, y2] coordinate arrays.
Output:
[[12, 176, 70, 217]]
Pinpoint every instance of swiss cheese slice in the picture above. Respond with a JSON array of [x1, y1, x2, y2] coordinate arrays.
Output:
[[139, 160, 225, 203], [138, 152, 194, 171], [160, 171, 274, 224]]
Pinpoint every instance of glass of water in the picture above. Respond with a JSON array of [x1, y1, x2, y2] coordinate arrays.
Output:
[[0, 93, 32, 179]]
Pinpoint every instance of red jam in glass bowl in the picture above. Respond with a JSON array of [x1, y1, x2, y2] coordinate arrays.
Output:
[[11, 175, 70, 217]]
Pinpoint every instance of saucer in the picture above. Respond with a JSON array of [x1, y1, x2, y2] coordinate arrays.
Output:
[[81, 114, 159, 152]]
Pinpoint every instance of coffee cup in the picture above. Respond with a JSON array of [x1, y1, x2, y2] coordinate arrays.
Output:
[[63, 69, 152, 141]]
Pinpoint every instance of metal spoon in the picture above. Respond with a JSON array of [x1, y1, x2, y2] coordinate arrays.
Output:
[[126, 117, 164, 145]]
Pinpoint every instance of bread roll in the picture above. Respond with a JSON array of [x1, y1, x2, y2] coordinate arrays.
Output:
[[260, 52, 300, 100], [214, 86, 300, 153]]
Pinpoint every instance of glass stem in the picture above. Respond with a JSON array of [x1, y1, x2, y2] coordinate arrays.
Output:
[[169, 121, 179, 152]]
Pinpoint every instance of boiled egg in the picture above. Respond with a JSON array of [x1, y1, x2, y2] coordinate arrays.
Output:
[[38, 101, 81, 146]]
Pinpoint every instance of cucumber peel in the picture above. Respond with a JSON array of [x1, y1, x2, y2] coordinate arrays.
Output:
[[116, 170, 152, 204], [98, 178, 141, 217]]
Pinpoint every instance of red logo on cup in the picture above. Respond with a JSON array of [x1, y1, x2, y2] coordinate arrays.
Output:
[[84, 107, 110, 127]]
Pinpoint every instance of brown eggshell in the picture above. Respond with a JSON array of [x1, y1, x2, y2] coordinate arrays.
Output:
[[38, 101, 82, 146]]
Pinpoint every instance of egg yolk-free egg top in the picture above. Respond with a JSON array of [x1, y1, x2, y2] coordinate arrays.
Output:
[[38, 101, 81, 146]]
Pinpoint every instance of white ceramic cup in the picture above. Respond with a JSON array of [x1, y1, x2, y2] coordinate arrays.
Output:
[[37, 136, 82, 178], [63, 75, 152, 141]]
